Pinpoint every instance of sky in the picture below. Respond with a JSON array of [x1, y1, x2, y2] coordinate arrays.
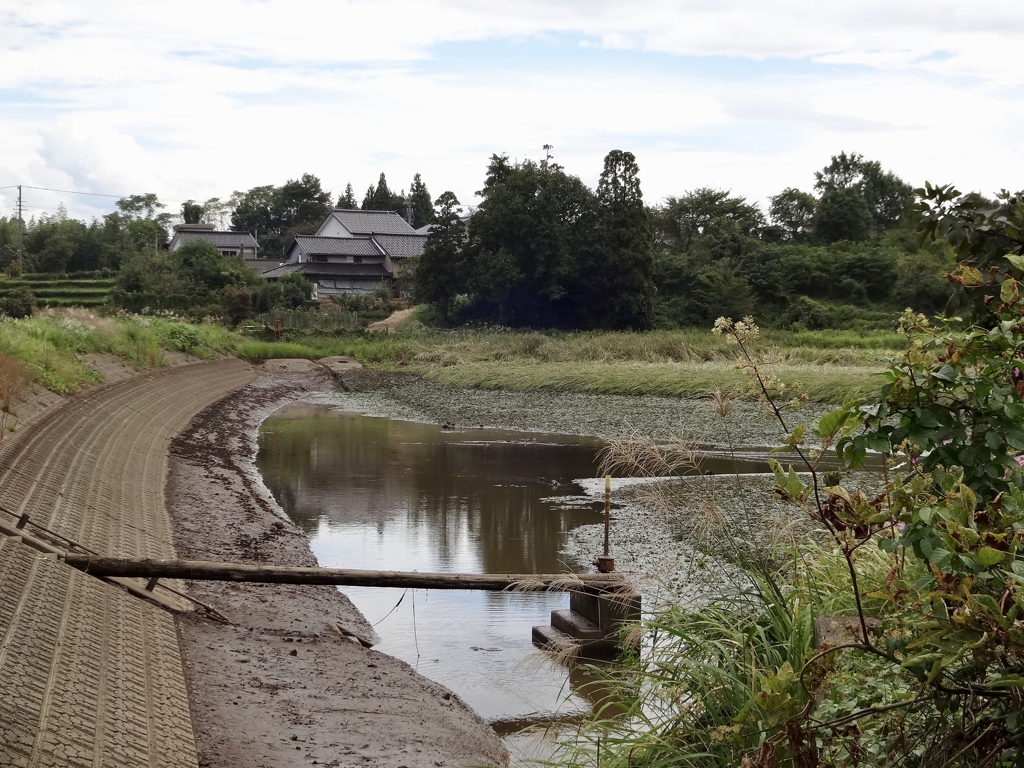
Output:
[[1, 0, 1022, 224]]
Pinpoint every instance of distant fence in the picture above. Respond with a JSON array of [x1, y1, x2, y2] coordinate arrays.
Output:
[[254, 310, 357, 332]]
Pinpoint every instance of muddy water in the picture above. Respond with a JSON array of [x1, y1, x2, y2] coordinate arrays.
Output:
[[254, 404, 787, 725], [255, 404, 613, 722]]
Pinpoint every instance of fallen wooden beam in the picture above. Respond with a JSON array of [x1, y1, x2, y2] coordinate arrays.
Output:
[[61, 555, 630, 593]]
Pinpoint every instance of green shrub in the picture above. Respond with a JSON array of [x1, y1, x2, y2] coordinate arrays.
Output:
[[0, 286, 35, 318]]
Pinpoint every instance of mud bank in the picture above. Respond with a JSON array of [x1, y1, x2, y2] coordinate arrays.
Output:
[[167, 366, 509, 768], [166, 365, 832, 767]]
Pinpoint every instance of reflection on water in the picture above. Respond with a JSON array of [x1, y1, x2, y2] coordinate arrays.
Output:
[[256, 404, 611, 721]]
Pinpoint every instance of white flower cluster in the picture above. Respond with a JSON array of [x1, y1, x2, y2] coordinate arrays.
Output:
[[712, 315, 760, 344]]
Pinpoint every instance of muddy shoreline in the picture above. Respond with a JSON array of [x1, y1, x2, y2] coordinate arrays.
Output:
[[167, 366, 509, 768], [166, 364, 830, 767]]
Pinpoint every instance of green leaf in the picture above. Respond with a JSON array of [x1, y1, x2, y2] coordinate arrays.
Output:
[[816, 409, 850, 439], [1005, 253, 1024, 272], [977, 547, 1007, 567]]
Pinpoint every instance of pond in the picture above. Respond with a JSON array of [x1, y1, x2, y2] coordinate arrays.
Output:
[[256, 403, 611, 724], [254, 403, 798, 729]]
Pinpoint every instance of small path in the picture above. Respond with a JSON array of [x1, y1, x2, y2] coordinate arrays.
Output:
[[0, 359, 256, 768], [367, 306, 416, 331]]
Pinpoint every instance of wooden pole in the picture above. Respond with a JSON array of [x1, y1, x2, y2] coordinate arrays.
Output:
[[603, 474, 611, 557], [61, 556, 628, 593]]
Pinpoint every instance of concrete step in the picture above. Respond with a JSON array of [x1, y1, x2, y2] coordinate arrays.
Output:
[[551, 609, 606, 641], [531, 624, 580, 654]]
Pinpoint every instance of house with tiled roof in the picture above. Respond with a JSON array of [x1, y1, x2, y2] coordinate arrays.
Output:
[[263, 210, 426, 296], [168, 224, 259, 259]]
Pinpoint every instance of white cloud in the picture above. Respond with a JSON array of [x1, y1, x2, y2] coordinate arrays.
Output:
[[1, 0, 1022, 222]]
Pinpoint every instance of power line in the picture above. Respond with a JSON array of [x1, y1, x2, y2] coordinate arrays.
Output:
[[0, 184, 190, 205], [21, 185, 130, 199]]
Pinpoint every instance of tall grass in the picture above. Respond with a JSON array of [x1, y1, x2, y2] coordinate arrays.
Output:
[[0, 310, 239, 393], [557, 574, 817, 768]]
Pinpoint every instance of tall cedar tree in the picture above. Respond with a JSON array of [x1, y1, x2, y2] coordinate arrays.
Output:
[[336, 183, 357, 209], [577, 150, 655, 330], [414, 192, 466, 324], [408, 173, 434, 229]]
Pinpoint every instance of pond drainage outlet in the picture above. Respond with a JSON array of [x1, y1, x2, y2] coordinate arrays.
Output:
[[532, 590, 642, 659]]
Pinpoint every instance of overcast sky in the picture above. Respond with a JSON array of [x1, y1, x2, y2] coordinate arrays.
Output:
[[2, 0, 1022, 224]]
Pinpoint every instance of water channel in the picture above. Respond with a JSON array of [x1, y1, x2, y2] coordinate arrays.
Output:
[[254, 402, 795, 748]]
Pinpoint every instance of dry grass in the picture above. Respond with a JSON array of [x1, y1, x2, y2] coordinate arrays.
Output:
[[598, 424, 815, 572], [0, 353, 29, 439]]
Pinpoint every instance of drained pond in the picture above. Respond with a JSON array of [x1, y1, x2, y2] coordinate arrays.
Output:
[[254, 403, 801, 731]]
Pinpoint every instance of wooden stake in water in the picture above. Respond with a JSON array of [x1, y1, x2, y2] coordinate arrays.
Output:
[[603, 474, 611, 557], [594, 475, 615, 572]]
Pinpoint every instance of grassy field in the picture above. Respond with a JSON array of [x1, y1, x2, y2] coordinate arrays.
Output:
[[0, 309, 900, 403], [236, 326, 900, 403]]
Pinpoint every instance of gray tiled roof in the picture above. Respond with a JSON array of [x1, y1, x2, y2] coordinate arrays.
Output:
[[263, 263, 391, 279], [243, 258, 285, 275], [174, 230, 258, 249], [290, 236, 382, 258], [330, 210, 417, 236], [370, 233, 426, 260]]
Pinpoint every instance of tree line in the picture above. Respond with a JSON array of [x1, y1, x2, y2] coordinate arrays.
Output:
[[414, 150, 959, 332], [0, 152, 982, 331], [0, 170, 435, 276]]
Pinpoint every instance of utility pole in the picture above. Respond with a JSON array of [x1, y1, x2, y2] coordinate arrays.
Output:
[[16, 185, 23, 266]]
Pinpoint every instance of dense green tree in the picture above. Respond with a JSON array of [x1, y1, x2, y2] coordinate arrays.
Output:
[[466, 247, 521, 325], [468, 155, 595, 327], [336, 183, 357, 209], [0, 286, 35, 318], [276, 174, 332, 232], [181, 200, 203, 224], [360, 185, 375, 210], [230, 185, 277, 241], [95, 194, 173, 269], [408, 173, 433, 229], [658, 188, 765, 253], [114, 240, 260, 317], [768, 187, 816, 242], [575, 150, 655, 330], [277, 271, 314, 308], [814, 151, 913, 231], [229, 175, 332, 256], [414, 192, 467, 324], [813, 187, 875, 243], [369, 173, 394, 210]]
